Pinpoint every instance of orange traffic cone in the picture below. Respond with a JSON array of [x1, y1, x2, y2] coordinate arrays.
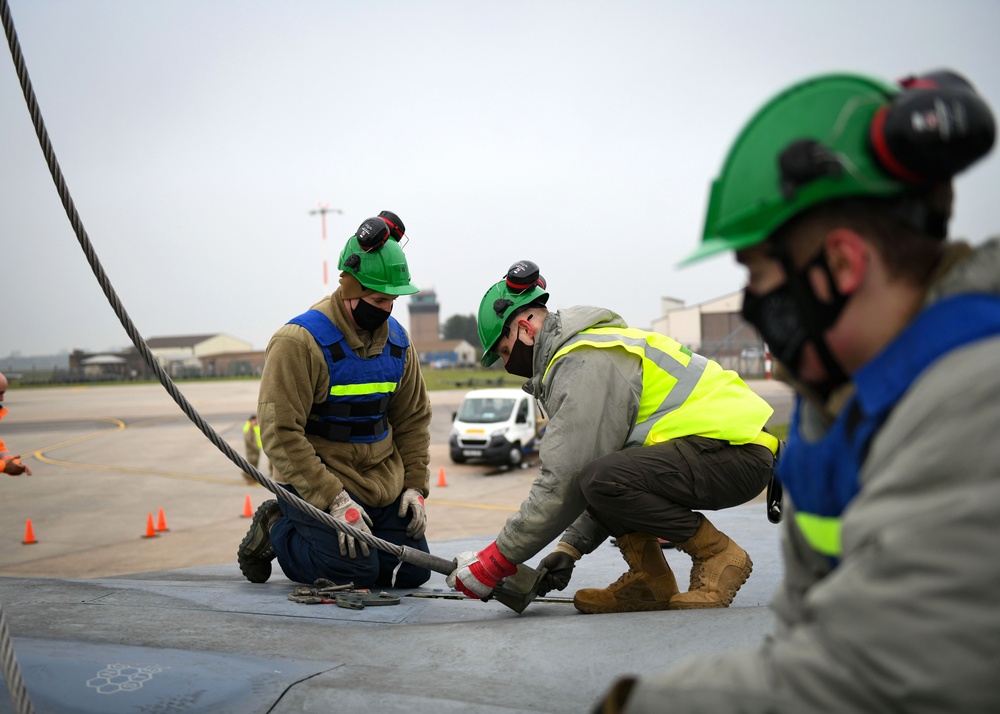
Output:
[[242, 494, 254, 518], [22, 519, 37, 545], [155, 508, 169, 532], [142, 513, 159, 539], [437, 467, 447, 488]]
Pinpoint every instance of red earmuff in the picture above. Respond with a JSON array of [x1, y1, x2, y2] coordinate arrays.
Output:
[[356, 217, 391, 252], [378, 210, 405, 240], [505, 260, 546, 293]]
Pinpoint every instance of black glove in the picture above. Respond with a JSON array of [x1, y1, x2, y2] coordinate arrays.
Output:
[[537, 550, 578, 596]]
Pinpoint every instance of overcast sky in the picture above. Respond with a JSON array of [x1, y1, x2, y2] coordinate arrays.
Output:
[[3, 1, 999, 357]]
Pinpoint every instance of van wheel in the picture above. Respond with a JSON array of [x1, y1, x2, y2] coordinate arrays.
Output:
[[507, 443, 523, 468]]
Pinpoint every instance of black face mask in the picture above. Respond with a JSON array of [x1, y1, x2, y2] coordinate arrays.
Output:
[[741, 247, 849, 396], [352, 298, 391, 332], [741, 284, 807, 374], [504, 328, 535, 378]]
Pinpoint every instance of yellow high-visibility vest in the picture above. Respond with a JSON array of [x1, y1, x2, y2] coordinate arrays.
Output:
[[544, 327, 772, 446], [244, 421, 262, 449]]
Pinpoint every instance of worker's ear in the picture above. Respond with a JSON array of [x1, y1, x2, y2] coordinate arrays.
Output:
[[821, 228, 868, 296], [516, 315, 537, 340]]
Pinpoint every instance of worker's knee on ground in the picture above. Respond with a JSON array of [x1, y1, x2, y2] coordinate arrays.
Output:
[[321, 556, 380, 589], [270, 521, 382, 588]]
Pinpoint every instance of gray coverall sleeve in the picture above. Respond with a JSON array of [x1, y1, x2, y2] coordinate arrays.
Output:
[[495, 347, 639, 564]]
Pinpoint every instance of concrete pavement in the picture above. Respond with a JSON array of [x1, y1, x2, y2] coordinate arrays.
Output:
[[0, 378, 791, 578]]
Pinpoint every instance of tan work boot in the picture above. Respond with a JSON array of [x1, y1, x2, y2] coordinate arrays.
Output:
[[573, 532, 680, 614], [670, 516, 752, 609]]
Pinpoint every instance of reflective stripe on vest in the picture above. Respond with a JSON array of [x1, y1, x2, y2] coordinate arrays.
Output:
[[544, 326, 771, 446], [794, 512, 841, 557], [330, 382, 398, 396], [243, 421, 262, 448]]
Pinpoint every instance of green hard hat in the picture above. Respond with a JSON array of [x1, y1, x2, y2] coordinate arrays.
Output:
[[478, 261, 549, 367], [337, 232, 419, 296], [682, 73, 908, 265]]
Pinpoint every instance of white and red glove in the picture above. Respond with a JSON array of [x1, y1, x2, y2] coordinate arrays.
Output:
[[446, 542, 518, 599], [328, 490, 373, 559], [397, 488, 427, 539]]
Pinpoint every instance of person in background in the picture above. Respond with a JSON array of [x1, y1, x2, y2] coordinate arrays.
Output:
[[447, 260, 777, 614], [594, 69, 999, 713], [237, 212, 432, 590], [0, 371, 33, 477], [240, 414, 271, 485]]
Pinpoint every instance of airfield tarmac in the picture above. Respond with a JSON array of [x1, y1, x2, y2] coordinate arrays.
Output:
[[0, 378, 792, 579]]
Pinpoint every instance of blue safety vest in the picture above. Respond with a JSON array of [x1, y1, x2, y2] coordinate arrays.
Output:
[[779, 294, 1000, 563], [287, 309, 409, 443]]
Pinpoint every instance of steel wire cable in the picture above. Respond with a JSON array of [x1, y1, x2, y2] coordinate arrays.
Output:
[[0, 605, 33, 714], [0, 0, 405, 606]]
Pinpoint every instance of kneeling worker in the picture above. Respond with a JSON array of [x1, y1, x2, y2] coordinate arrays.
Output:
[[238, 212, 432, 589], [447, 261, 777, 612]]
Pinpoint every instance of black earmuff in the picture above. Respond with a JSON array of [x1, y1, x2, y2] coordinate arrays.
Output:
[[505, 260, 546, 293], [356, 217, 391, 252], [870, 69, 996, 183], [378, 210, 405, 240]]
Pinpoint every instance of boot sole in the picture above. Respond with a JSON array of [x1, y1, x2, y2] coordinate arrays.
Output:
[[671, 557, 753, 610], [237, 500, 278, 583], [573, 600, 676, 614]]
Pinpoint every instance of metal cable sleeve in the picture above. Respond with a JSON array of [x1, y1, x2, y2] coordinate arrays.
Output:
[[0, 605, 33, 714]]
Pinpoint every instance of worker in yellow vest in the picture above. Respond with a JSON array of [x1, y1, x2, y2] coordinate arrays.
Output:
[[241, 414, 271, 484], [446, 260, 777, 613]]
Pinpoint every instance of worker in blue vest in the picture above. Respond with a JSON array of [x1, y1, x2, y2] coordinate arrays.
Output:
[[447, 260, 778, 613], [594, 70, 1000, 713], [237, 212, 432, 589]]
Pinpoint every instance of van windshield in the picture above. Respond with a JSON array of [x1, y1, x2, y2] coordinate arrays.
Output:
[[457, 398, 516, 424]]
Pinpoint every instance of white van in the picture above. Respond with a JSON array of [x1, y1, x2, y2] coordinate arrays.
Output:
[[449, 388, 544, 467]]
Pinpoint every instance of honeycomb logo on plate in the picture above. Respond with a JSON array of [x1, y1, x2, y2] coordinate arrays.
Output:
[[86, 663, 164, 694]]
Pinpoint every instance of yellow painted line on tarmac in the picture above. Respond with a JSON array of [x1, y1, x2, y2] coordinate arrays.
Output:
[[27, 417, 126, 462], [425, 499, 518, 512], [28, 416, 238, 485]]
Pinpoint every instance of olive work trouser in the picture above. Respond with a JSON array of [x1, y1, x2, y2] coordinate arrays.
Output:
[[578, 436, 775, 542]]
